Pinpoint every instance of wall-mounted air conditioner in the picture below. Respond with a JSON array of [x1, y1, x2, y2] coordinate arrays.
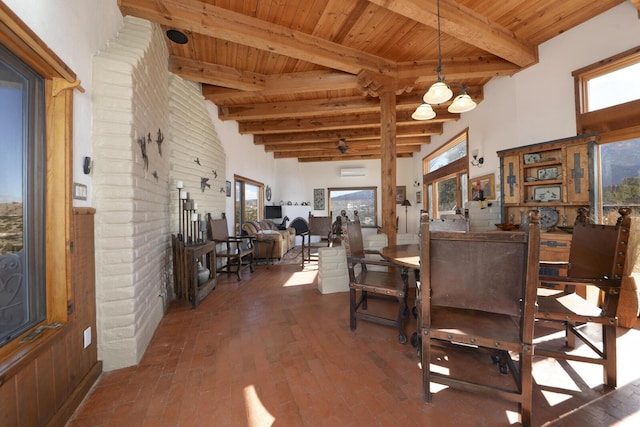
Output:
[[340, 167, 366, 177]]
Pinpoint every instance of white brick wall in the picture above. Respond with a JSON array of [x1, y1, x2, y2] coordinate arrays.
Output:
[[317, 247, 349, 294], [92, 17, 227, 371], [466, 202, 502, 231]]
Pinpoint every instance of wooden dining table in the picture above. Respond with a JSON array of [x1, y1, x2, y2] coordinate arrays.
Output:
[[380, 244, 420, 271], [380, 244, 421, 350]]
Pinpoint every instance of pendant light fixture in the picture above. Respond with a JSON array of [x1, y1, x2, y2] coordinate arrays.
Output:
[[411, 103, 436, 120], [422, 0, 451, 105], [412, 0, 477, 120]]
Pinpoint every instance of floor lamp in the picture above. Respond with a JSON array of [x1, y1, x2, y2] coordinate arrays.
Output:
[[401, 199, 411, 233]]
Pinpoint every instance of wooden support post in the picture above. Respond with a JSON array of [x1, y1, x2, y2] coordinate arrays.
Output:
[[380, 87, 397, 245], [358, 70, 401, 245]]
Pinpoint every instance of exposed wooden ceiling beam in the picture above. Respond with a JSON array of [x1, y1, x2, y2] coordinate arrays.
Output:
[[170, 57, 266, 91], [253, 123, 442, 144], [368, 0, 537, 67], [397, 57, 520, 83], [197, 60, 504, 105], [219, 89, 481, 122], [298, 152, 414, 163], [118, 0, 396, 75], [239, 110, 458, 135], [264, 138, 426, 153], [275, 144, 419, 159], [219, 95, 414, 121]]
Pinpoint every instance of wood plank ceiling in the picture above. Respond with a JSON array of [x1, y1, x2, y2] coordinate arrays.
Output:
[[118, 0, 630, 162]]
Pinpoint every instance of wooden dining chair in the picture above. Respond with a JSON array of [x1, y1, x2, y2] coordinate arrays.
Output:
[[301, 211, 334, 267], [343, 215, 409, 344], [207, 213, 255, 280], [419, 210, 541, 427], [535, 207, 632, 388]]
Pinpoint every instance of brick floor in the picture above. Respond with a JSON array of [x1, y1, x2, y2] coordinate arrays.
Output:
[[67, 263, 640, 426]]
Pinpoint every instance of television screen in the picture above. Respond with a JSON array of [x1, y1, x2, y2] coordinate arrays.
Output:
[[264, 205, 283, 219]]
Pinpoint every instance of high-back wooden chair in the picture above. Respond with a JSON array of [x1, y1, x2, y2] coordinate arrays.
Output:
[[343, 215, 409, 344], [419, 211, 541, 426], [535, 207, 632, 388], [207, 213, 254, 280], [301, 211, 334, 267]]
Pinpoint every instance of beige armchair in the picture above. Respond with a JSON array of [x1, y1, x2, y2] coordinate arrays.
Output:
[[242, 220, 295, 260]]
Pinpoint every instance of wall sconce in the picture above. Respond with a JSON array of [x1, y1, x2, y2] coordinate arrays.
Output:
[[414, 179, 421, 187], [83, 156, 92, 174], [471, 150, 484, 168]]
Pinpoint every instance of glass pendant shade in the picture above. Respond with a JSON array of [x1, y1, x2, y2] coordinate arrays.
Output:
[[411, 103, 436, 120], [447, 93, 477, 113], [423, 81, 453, 104]]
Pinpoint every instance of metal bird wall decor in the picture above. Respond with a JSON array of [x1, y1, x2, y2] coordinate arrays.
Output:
[[137, 135, 148, 171], [156, 129, 164, 156], [201, 177, 211, 192]]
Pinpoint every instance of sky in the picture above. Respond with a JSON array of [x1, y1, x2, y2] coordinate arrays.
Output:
[[0, 85, 23, 203]]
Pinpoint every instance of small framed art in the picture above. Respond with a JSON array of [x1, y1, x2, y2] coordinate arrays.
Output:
[[469, 174, 495, 201]]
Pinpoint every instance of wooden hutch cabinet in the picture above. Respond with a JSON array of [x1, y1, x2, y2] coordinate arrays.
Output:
[[497, 133, 599, 228]]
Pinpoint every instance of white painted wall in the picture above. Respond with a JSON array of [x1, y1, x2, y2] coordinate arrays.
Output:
[[4, 0, 123, 207]]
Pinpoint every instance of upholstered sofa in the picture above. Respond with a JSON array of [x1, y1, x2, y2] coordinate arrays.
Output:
[[242, 220, 296, 260]]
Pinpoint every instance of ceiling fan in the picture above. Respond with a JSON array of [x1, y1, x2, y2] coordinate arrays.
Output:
[[337, 138, 349, 154]]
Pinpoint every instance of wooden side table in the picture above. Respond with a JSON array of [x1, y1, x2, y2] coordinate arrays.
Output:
[[172, 236, 217, 308]]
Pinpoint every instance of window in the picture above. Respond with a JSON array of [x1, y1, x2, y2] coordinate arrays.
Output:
[[234, 175, 263, 235], [574, 47, 640, 219], [0, 45, 46, 347], [422, 129, 469, 218], [328, 187, 377, 227], [586, 62, 640, 112], [600, 138, 640, 218], [0, 6, 73, 364]]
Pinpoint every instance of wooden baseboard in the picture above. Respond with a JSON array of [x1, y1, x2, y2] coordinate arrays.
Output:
[[47, 360, 103, 427]]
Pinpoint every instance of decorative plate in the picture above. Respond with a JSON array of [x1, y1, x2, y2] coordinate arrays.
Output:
[[539, 207, 559, 229]]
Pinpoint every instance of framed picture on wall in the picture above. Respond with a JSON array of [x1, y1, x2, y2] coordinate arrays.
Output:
[[416, 191, 422, 204], [396, 186, 406, 204], [469, 174, 495, 201], [313, 188, 325, 210], [225, 180, 231, 197]]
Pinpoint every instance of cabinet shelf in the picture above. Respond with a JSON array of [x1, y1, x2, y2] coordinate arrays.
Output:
[[523, 160, 561, 169], [523, 179, 562, 186]]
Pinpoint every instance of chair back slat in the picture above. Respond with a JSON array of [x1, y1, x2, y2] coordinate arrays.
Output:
[[569, 220, 629, 280], [208, 217, 230, 241], [429, 238, 527, 317], [421, 211, 540, 321], [308, 212, 333, 237], [343, 217, 365, 259]]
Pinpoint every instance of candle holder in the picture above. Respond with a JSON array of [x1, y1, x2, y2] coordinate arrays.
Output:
[[177, 185, 184, 241], [175, 183, 207, 245]]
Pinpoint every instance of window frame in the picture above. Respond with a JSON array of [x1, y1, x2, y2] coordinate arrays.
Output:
[[0, 4, 74, 375], [573, 45, 640, 136], [422, 129, 469, 218], [233, 175, 264, 235]]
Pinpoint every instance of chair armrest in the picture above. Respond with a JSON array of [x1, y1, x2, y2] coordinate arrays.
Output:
[[347, 256, 399, 269], [364, 249, 382, 255], [540, 261, 568, 270], [539, 275, 620, 290]]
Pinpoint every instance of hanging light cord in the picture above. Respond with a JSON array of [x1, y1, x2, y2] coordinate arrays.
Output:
[[435, 0, 443, 81]]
